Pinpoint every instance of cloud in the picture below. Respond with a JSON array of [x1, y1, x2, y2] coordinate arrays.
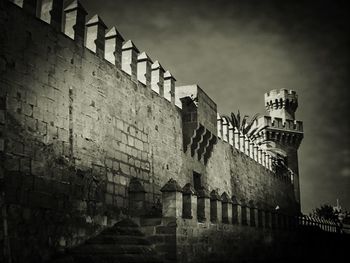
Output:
[[340, 167, 350, 178]]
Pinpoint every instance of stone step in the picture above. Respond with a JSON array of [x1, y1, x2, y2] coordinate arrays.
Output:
[[102, 226, 144, 236], [86, 234, 151, 245], [71, 244, 154, 255], [140, 217, 162, 226], [147, 234, 175, 244], [72, 253, 163, 263], [155, 226, 176, 235], [51, 218, 164, 263]]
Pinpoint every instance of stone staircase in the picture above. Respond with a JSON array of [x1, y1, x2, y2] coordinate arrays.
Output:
[[51, 218, 163, 263], [139, 217, 177, 263]]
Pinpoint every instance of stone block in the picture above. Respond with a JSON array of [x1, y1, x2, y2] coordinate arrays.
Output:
[[22, 102, 33, 117], [37, 121, 47, 135], [25, 116, 37, 132], [161, 178, 183, 218], [20, 157, 31, 174], [32, 106, 43, 120], [121, 133, 127, 144], [143, 142, 149, 152], [130, 167, 137, 177], [128, 136, 134, 147], [134, 138, 143, 150], [120, 162, 130, 175], [116, 119, 123, 130], [156, 226, 176, 235], [119, 175, 128, 186], [58, 128, 69, 142], [116, 184, 126, 196], [106, 182, 114, 194], [0, 138, 4, 152], [31, 160, 45, 176], [28, 191, 53, 209], [4, 157, 20, 171], [25, 90, 37, 106], [141, 133, 148, 142], [105, 193, 113, 205], [0, 109, 5, 124]]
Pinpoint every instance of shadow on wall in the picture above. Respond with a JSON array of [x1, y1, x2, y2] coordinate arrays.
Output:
[[0, 111, 126, 262]]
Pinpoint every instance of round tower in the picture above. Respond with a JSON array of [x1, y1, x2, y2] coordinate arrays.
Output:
[[265, 89, 298, 120], [263, 89, 303, 213]]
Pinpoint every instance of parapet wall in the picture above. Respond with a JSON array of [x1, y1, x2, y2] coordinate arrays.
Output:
[[139, 179, 340, 263], [0, 1, 298, 262]]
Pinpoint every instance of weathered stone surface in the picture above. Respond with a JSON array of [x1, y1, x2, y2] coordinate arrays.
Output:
[[0, 2, 302, 263]]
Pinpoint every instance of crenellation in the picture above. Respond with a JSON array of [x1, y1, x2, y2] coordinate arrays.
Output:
[[255, 148, 260, 164], [122, 40, 139, 81], [253, 144, 259, 162], [262, 151, 266, 167], [249, 141, 254, 159], [217, 113, 222, 139], [244, 136, 249, 155], [264, 88, 298, 120], [228, 121, 234, 146], [182, 183, 197, 220], [104, 26, 124, 67], [163, 70, 176, 104], [63, 0, 87, 44], [221, 192, 232, 224], [231, 196, 241, 225], [210, 190, 222, 223], [222, 116, 229, 142], [38, 0, 53, 24], [0, 4, 309, 262], [248, 200, 257, 227], [239, 133, 245, 152], [85, 15, 107, 57], [9, 0, 23, 7], [137, 52, 152, 86], [50, 0, 64, 31], [234, 128, 239, 150], [197, 187, 210, 223], [151, 60, 164, 96], [267, 154, 272, 170]]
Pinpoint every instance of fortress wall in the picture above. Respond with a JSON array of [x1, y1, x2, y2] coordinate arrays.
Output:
[[0, 2, 296, 261], [208, 142, 295, 211], [0, 3, 185, 259], [1, 1, 185, 201]]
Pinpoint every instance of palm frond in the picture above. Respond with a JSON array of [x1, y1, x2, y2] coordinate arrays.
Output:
[[241, 115, 249, 131], [231, 112, 238, 129], [247, 127, 258, 138], [221, 115, 231, 125], [252, 125, 268, 136], [237, 110, 241, 128], [243, 113, 260, 135]]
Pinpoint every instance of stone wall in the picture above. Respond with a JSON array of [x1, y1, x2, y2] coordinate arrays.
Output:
[[154, 179, 342, 263], [0, 1, 297, 262]]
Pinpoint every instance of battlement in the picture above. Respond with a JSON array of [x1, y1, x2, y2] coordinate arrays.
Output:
[[2, 0, 302, 197], [216, 113, 296, 184], [265, 89, 297, 98], [158, 178, 339, 233], [257, 116, 303, 132], [265, 89, 298, 120], [7, 0, 180, 104], [0, 2, 305, 262]]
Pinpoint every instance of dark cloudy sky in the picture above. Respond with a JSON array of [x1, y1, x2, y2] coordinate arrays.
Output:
[[79, 0, 349, 213]]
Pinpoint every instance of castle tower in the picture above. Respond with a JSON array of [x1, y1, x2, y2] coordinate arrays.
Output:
[[265, 89, 298, 120], [264, 89, 304, 211]]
